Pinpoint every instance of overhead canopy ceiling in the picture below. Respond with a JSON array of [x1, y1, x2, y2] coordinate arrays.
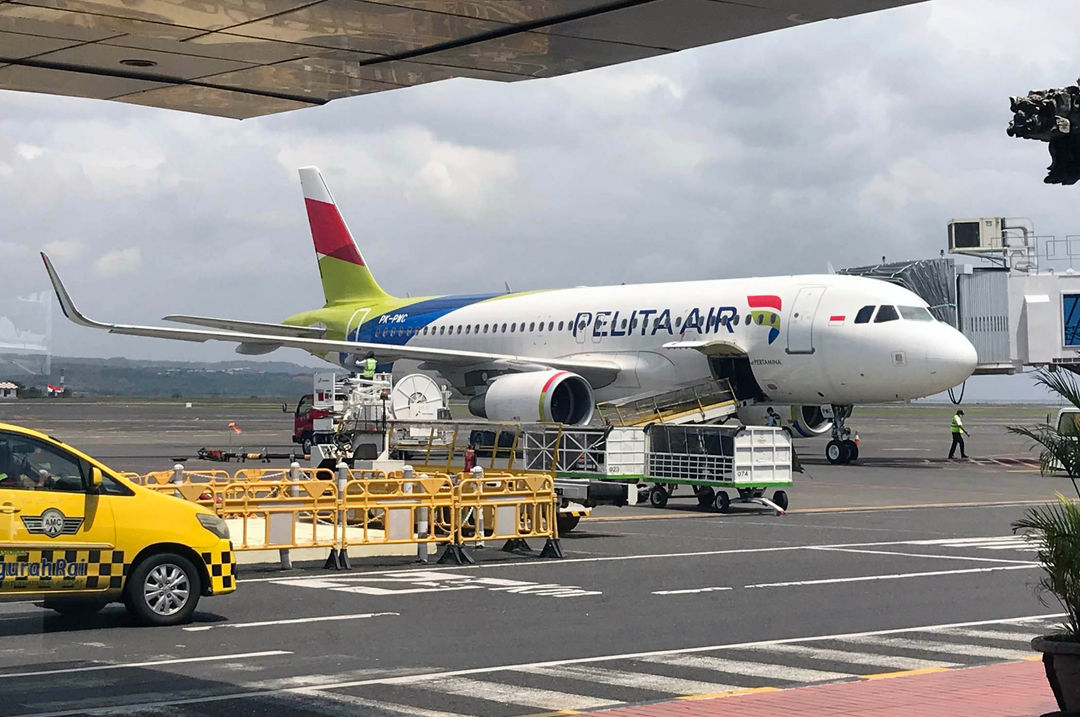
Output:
[[0, 0, 925, 119]]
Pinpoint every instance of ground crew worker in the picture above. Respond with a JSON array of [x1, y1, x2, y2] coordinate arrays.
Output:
[[463, 444, 476, 472], [766, 407, 780, 427], [949, 408, 970, 459], [361, 351, 377, 380]]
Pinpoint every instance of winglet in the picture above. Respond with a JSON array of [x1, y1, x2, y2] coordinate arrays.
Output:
[[40, 252, 110, 329]]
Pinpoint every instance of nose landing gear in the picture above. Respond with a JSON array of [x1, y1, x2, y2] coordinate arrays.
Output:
[[825, 405, 858, 465]]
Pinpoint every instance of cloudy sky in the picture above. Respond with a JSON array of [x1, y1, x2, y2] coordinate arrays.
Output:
[[1, 0, 1078, 399]]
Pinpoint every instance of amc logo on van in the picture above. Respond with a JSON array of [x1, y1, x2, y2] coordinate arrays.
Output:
[[21, 508, 83, 539]]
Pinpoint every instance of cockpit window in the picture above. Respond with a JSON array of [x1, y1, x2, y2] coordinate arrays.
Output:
[[854, 306, 874, 324], [874, 305, 900, 323], [898, 306, 935, 321]]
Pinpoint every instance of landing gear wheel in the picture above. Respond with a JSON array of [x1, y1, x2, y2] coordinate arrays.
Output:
[[772, 490, 789, 511], [826, 440, 849, 465], [714, 490, 731, 513], [649, 486, 669, 508], [125, 552, 201, 627], [694, 486, 716, 507], [843, 440, 859, 462], [557, 514, 581, 534]]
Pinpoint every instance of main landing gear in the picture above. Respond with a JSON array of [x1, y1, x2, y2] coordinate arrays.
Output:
[[824, 404, 859, 465]]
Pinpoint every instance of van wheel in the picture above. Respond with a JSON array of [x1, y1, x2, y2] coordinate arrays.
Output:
[[45, 599, 107, 618], [301, 435, 313, 456], [125, 552, 201, 627]]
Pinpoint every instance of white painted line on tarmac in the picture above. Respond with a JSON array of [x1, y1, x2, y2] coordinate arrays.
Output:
[[749, 643, 960, 670], [182, 612, 398, 632], [408, 676, 618, 710], [744, 564, 1036, 588], [287, 691, 475, 717], [936, 627, 1041, 642], [516, 664, 739, 695], [652, 586, 733, 595], [13, 613, 1063, 716], [243, 535, 1048, 584], [808, 546, 1037, 565], [0, 650, 292, 679], [838, 635, 1034, 661], [638, 654, 851, 683]]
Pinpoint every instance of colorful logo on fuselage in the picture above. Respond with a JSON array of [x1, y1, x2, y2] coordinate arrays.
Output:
[[747, 295, 782, 344]]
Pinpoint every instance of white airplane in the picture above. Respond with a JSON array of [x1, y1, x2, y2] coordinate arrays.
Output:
[[41, 167, 977, 464]]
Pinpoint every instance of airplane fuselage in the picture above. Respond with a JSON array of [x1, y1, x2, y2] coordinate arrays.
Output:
[[284, 273, 976, 406]]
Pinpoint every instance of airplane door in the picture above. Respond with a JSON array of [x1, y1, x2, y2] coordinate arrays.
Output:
[[786, 286, 826, 354]]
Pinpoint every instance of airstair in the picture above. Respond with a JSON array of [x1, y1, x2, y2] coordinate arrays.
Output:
[[595, 378, 738, 426]]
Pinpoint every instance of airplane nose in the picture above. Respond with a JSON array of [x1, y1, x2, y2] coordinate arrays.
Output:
[[926, 331, 978, 389]]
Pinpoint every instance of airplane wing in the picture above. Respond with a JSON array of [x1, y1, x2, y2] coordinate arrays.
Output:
[[42, 254, 621, 386], [0, 1, 926, 119], [163, 315, 326, 339]]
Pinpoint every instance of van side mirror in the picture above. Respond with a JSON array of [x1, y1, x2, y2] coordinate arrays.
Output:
[[90, 466, 103, 491]]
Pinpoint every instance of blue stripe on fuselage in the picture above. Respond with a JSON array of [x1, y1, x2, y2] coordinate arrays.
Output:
[[337, 293, 500, 367]]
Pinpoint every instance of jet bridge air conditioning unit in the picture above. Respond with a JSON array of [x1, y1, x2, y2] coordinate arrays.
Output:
[[948, 218, 1004, 253]]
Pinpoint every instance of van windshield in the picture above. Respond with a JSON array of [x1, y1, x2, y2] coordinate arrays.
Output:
[[1058, 412, 1080, 437]]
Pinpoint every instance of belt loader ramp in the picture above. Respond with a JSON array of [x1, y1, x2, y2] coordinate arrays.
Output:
[[596, 378, 739, 426]]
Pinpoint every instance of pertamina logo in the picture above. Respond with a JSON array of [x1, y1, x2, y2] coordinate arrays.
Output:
[[21, 508, 83, 538], [746, 295, 782, 344]]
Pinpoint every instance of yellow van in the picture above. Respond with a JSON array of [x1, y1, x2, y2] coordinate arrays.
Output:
[[0, 422, 235, 626]]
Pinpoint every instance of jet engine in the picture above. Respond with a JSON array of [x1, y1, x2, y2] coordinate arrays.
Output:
[[737, 405, 833, 437], [468, 370, 594, 426]]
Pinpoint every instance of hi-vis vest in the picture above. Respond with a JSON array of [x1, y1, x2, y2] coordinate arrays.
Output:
[[951, 414, 963, 433], [362, 357, 377, 377]]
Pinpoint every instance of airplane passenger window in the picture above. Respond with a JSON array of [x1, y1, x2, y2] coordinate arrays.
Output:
[[483, 324, 489, 333], [898, 306, 935, 321], [874, 305, 900, 323], [621, 319, 627, 329], [465, 325, 471, 334], [475, 325, 480, 334], [510, 323, 516, 332], [854, 306, 874, 324], [501, 323, 507, 333], [675, 317, 682, 328], [745, 315, 752, 325], [756, 315, 763, 325], [557, 321, 564, 331], [548, 322, 554, 331], [530, 322, 535, 331]]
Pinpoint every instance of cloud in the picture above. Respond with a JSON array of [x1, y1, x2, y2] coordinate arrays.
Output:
[[0, 0, 1078, 372], [94, 247, 142, 277], [43, 240, 85, 262]]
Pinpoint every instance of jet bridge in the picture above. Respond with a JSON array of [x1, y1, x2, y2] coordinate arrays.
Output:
[[843, 218, 1080, 376]]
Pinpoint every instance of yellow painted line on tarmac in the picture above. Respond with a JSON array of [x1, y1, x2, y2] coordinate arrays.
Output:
[[581, 499, 1054, 523], [859, 666, 949, 681], [679, 687, 779, 701]]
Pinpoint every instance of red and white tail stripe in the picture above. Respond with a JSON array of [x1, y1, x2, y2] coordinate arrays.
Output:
[[298, 166, 366, 267]]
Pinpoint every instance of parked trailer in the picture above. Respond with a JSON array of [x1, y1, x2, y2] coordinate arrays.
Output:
[[521, 424, 793, 514]]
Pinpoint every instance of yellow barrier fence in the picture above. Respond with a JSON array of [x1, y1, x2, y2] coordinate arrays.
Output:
[[121, 464, 562, 566]]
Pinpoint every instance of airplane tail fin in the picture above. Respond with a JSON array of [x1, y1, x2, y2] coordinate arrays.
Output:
[[299, 166, 391, 305]]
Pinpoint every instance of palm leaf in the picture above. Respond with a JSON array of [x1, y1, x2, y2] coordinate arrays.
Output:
[[1013, 495, 1080, 637]]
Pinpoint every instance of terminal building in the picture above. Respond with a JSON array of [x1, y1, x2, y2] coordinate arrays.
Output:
[[842, 217, 1080, 379]]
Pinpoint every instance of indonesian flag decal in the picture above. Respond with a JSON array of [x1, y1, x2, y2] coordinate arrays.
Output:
[[746, 295, 782, 344]]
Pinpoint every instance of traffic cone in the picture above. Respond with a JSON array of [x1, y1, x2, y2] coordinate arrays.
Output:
[[854, 432, 860, 447]]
